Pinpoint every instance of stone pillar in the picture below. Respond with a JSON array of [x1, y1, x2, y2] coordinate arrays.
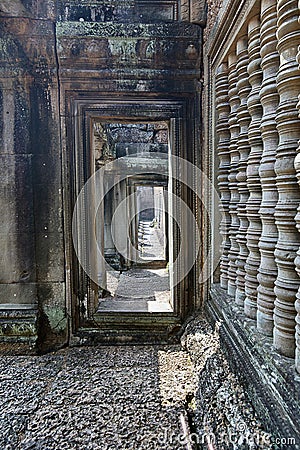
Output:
[[244, 16, 263, 319], [235, 36, 251, 306], [215, 62, 231, 290], [0, 69, 37, 338], [274, 0, 300, 357], [104, 188, 115, 256], [227, 53, 240, 297], [111, 179, 128, 268], [0, 10, 65, 348], [128, 185, 138, 265], [257, 0, 279, 336], [95, 174, 107, 292], [295, 0, 300, 374]]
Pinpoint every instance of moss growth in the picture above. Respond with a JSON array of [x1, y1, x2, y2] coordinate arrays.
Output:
[[43, 306, 67, 333]]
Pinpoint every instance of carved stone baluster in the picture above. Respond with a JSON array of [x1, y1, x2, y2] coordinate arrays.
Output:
[[216, 63, 231, 289], [274, 0, 300, 358], [227, 52, 240, 297], [257, 0, 279, 336], [235, 36, 251, 306], [295, 0, 300, 374], [244, 17, 263, 319]]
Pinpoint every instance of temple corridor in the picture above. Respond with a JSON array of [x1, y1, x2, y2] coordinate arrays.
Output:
[[1, 0, 300, 447], [98, 218, 171, 313]]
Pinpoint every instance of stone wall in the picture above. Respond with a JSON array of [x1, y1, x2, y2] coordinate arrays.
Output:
[[0, 0, 205, 349], [96, 123, 169, 159], [0, 2, 66, 351]]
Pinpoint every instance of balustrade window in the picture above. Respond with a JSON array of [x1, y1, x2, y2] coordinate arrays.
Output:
[[211, 0, 300, 373]]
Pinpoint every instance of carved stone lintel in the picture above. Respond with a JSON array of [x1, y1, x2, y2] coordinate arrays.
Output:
[[257, 0, 279, 336], [244, 16, 263, 319], [216, 62, 231, 289], [235, 36, 251, 307], [227, 52, 240, 297], [274, 0, 300, 358], [56, 22, 201, 39]]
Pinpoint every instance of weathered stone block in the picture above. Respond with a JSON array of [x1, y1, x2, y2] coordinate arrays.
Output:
[[0, 233, 36, 284], [0, 283, 37, 305], [56, 22, 201, 73], [110, 127, 153, 143], [36, 281, 67, 351], [0, 154, 36, 284], [35, 232, 65, 283], [0, 0, 55, 20]]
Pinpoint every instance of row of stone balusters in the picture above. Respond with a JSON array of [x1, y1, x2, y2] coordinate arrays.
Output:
[[216, 0, 300, 372], [295, 0, 300, 374]]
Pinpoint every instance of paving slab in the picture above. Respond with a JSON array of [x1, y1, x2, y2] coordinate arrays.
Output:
[[0, 344, 194, 450]]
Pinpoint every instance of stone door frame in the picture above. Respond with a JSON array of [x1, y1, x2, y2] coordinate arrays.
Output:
[[63, 94, 199, 343]]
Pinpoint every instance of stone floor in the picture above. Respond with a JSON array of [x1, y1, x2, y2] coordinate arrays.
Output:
[[0, 317, 276, 450], [98, 268, 172, 312], [0, 344, 195, 450]]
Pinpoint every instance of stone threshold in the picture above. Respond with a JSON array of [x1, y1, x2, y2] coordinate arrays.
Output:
[[73, 312, 182, 346]]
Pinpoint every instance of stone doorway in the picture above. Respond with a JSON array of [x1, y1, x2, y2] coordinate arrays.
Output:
[[137, 185, 168, 265], [53, 8, 203, 346], [93, 121, 172, 314], [66, 97, 200, 344]]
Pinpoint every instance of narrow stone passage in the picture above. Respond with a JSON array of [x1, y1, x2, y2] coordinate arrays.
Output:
[[138, 220, 166, 262], [98, 218, 171, 313]]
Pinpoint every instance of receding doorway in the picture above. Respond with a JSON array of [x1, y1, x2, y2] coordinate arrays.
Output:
[[137, 185, 167, 264], [69, 97, 199, 342], [93, 121, 173, 313]]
